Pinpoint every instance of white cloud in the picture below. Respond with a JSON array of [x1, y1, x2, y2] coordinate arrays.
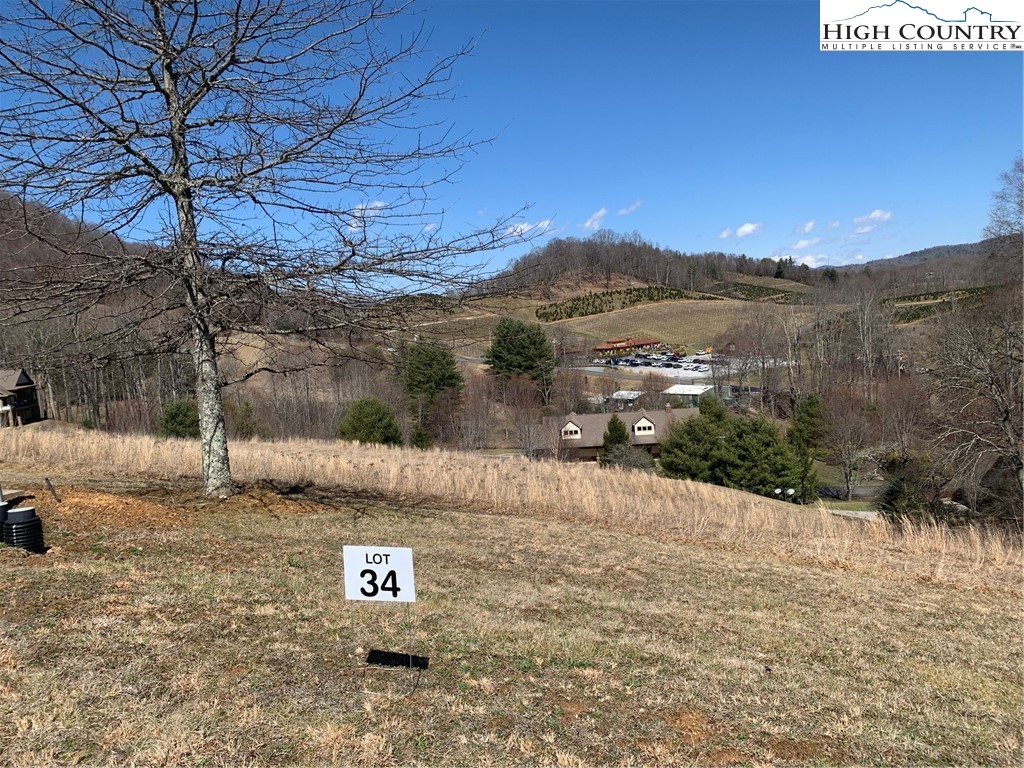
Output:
[[617, 200, 643, 216], [421, 222, 437, 234], [347, 200, 386, 231], [794, 254, 831, 269], [583, 207, 607, 230], [735, 222, 763, 238], [854, 208, 892, 225], [828, 220, 841, 229], [507, 219, 554, 237], [802, 219, 816, 234], [854, 225, 874, 235], [790, 237, 821, 250], [718, 228, 733, 239]]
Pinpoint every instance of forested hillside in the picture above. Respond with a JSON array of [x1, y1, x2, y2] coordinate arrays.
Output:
[[488, 230, 1017, 300]]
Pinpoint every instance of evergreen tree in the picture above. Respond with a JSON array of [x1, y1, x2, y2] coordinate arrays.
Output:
[[159, 399, 200, 439], [659, 414, 724, 483], [660, 399, 732, 483], [717, 416, 802, 498], [337, 397, 403, 446], [661, 403, 806, 501], [603, 414, 629, 451], [483, 318, 556, 402], [409, 423, 434, 450], [603, 443, 655, 472], [698, 394, 731, 425], [401, 341, 463, 440], [788, 394, 826, 458], [401, 341, 463, 404]]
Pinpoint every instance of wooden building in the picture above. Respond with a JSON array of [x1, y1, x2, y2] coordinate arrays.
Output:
[[0, 369, 43, 426]]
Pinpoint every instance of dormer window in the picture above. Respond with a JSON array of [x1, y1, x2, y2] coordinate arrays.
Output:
[[561, 422, 582, 440], [632, 417, 655, 434]]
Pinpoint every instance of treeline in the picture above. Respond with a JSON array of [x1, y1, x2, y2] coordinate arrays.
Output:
[[489, 230, 1016, 301], [535, 286, 717, 322], [489, 231, 820, 297]]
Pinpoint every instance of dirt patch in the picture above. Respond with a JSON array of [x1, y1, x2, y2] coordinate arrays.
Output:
[[9, 482, 335, 537], [15, 486, 189, 532], [767, 736, 832, 761], [703, 747, 751, 765], [664, 707, 717, 746], [552, 696, 592, 725]]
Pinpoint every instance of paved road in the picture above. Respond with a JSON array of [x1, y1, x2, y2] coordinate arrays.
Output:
[[575, 365, 713, 383]]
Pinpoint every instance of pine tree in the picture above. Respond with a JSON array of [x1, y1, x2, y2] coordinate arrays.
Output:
[[660, 402, 732, 483], [401, 341, 463, 441], [337, 397, 403, 446], [788, 394, 826, 458], [483, 317, 556, 402], [603, 414, 629, 451]]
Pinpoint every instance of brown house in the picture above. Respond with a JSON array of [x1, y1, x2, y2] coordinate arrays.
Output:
[[593, 336, 663, 354], [0, 369, 42, 426], [547, 407, 698, 461]]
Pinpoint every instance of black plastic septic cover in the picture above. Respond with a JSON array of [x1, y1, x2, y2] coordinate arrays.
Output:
[[3, 506, 45, 553]]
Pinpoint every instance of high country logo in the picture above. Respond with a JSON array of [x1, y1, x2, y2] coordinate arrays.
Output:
[[820, 0, 1022, 50]]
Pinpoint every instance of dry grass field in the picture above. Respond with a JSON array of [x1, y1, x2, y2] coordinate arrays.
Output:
[[1, 428, 1021, 766], [558, 300, 789, 348]]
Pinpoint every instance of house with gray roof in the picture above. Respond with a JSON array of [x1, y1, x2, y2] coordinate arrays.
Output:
[[546, 406, 698, 461], [0, 369, 42, 426]]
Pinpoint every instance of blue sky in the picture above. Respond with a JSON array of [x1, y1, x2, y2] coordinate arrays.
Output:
[[404, 0, 1023, 268]]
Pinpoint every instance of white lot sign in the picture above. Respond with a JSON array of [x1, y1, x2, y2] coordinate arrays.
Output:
[[343, 546, 416, 603]]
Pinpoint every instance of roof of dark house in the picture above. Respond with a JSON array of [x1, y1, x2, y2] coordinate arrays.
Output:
[[548, 408, 698, 449], [0, 369, 34, 396]]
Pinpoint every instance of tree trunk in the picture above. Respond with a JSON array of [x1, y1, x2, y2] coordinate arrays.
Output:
[[156, 1, 234, 496], [193, 321, 233, 496]]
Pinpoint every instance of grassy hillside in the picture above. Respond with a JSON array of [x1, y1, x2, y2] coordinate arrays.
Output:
[[558, 299, 768, 348], [0, 429, 1020, 765]]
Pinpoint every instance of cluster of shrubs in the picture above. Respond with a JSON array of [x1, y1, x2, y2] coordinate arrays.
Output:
[[597, 398, 816, 504], [534, 286, 701, 322], [885, 287, 990, 325]]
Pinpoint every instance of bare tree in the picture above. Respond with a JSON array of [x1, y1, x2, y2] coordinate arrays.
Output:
[[983, 154, 1023, 239], [931, 288, 1022, 522], [823, 388, 877, 501], [454, 371, 494, 450], [638, 371, 671, 411], [0, 0, 529, 495], [551, 368, 589, 415], [505, 374, 543, 458], [876, 377, 930, 462]]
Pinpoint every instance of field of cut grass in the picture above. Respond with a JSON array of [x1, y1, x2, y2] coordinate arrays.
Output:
[[1, 428, 1021, 765], [559, 300, 784, 348]]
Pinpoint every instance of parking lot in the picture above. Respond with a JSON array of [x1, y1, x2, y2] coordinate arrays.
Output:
[[588, 352, 718, 379]]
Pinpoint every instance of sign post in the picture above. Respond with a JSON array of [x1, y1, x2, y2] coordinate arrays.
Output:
[[343, 545, 428, 687], [343, 546, 416, 603]]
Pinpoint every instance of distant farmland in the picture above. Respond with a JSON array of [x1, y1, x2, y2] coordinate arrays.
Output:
[[418, 295, 814, 357], [558, 299, 777, 349]]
